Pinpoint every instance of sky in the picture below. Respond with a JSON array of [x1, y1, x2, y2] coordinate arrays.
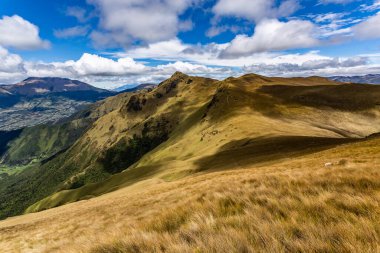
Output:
[[0, 0, 380, 89]]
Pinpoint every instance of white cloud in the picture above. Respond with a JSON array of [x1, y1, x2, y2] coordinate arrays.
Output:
[[73, 53, 147, 76], [54, 26, 90, 38], [306, 12, 361, 38], [87, 0, 197, 47], [0, 51, 231, 88], [156, 61, 221, 75], [0, 46, 24, 73], [66, 6, 92, 23], [0, 48, 378, 89], [360, 0, 380, 11], [243, 56, 369, 76], [0, 46, 26, 83], [206, 24, 247, 38], [319, 0, 356, 4], [212, 0, 299, 22], [119, 39, 189, 60], [220, 19, 319, 58], [352, 12, 380, 39], [0, 15, 50, 50], [112, 39, 334, 67]]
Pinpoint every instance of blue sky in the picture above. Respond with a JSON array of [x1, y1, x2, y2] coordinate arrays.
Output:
[[1, 0, 380, 88]]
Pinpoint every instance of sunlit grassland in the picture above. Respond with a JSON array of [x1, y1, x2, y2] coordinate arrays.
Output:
[[0, 136, 379, 253]]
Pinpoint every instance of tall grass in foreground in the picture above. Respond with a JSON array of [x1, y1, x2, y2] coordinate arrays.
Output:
[[84, 164, 380, 253]]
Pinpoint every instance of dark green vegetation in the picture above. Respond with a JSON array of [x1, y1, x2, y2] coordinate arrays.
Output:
[[99, 133, 168, 174], [2, 122, 90, 166], [0, 130, 22, 157], [1, 72, 380, 221]]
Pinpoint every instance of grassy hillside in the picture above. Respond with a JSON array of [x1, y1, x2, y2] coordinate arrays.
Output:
[[0, 131, 379, 252], [0, 73, 217, 219], [0, 90, 137, 167], [24, 73, 380, 215], [1, 72, 380, 222]]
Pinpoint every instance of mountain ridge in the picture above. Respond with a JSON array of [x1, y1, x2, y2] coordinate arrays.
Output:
[[2, 77, 111, 96], [330, 74, 380, 84], [1, 72, 380, 220]]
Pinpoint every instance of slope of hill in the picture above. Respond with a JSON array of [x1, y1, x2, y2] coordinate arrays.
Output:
[[0, 91, 136, 168], [0, 125, 379, 253], [0, 72, 379, 252], [1, 72, 380, 219], [330, 74, 380, 84], [0, 77, 115, 131]]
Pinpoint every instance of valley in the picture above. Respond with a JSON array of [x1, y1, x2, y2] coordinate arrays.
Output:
[[0, 77, 114, 131]]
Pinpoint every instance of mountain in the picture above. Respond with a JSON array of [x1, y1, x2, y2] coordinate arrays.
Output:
[[0, 72, 380, 252], [0, 91, 133, 167], [0, 77, 115, 131], [2, 77, 108, 96], [330, 74, 380, 84], [0, 87, 12, 96], [113, 83, 156, 92]]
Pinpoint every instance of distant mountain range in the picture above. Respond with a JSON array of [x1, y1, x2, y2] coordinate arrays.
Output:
[[0, 77, 115, 131], [330, 74, 380, 84], [0, 77, 108, 96], [113, 83, 156, 92]]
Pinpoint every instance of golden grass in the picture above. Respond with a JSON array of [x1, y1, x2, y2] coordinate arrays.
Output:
[[0, 136, 379, 253], [86, 168, 380, 253], [2, 73, 380, 252]]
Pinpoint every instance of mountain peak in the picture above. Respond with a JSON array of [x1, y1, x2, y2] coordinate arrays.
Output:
[[8, 77, 113, 96], [170, 71, 189, 80]]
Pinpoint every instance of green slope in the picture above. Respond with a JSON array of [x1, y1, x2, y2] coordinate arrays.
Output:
[[2, 72, 380, 219]]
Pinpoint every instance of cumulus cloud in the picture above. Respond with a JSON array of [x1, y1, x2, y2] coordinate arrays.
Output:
[[65, 6, 93, 23], [0, 51, 232, 88], [0, 46, 26, 83], [0, 48, 379, 88], [87, 0, 197, 47], [156, 61, 221, 75], [54, 26, 90, 38], [0, 15, 50, 50], [113, 40, 342, 68], [243, 57, 380, 77], [243, 56, 369, 75], [220, 19, 319, 58], [0, 46, 24, 73], [352, 12, 380, 39], [73, 53, 147, 76], [212, 0, 299, 22], [113, 39, 237, 65]]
